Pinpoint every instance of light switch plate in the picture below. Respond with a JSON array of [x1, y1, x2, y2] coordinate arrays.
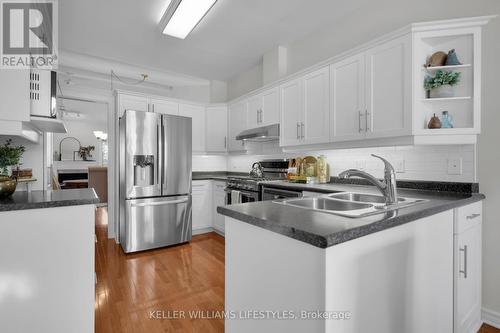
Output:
[[447, 158, 463, 175], [394, 159, 405, 173]]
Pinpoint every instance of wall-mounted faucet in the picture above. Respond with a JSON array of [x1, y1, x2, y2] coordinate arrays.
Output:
[[338, 154, 398, 204]]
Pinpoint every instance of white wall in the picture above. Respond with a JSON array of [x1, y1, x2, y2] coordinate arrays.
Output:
[[192, 155, 227, 172], [227, 62, 263, 100]]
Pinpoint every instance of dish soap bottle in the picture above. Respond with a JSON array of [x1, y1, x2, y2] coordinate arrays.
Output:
[[441, 111, 453, 128], [317, 155, 329, 184]]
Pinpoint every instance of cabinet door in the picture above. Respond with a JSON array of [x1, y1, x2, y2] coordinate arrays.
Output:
[[455, 221, 482, 333], [117, 94, 149, 117], [261, 87, 279, 126], [192, 181, 212, 231], [0, 69, 30, 121], [280, 78, 303, 147], [330, 54, 366, 142], [228, 101, 247, 152], [365, 35, 411, 138], [303, 67, 330, 145], [151, 99, 178, 115], [179, 103, 205, 153], [246, 94, 262, 128], [212, 181, 226, 233], [206, 106, 228, 152]]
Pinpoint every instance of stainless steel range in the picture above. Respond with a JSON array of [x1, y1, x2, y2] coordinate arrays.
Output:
[[225, 159, 289, 204]]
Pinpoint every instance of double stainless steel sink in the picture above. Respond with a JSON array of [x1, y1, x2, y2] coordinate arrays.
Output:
[[274, 192, 426, 218]]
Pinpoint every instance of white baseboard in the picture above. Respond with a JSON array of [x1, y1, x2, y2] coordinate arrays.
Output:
[[192, 227, 215, 235], [483, 307, 500, 329]]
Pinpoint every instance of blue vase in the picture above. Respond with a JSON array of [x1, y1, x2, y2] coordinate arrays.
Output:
[[441, 111, 454, 128]]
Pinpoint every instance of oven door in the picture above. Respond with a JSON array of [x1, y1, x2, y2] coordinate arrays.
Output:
[[225, 188, 259, 205], [261, 186, 303, 201]]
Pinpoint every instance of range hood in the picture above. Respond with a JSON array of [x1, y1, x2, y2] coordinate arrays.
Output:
[[30, 116, 67, 133], [236, 124, 279, 142]]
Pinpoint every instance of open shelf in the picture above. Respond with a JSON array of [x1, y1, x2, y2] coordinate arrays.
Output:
[[421, 96, 471, 102], [422, 64, 472, 71]]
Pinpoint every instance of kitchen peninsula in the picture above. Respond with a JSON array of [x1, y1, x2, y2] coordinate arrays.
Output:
[[0, 188, 99, 333]]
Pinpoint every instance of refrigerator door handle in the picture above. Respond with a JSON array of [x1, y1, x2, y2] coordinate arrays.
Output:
[[157, 116, 163, 193], [130, 198, 189, 208]]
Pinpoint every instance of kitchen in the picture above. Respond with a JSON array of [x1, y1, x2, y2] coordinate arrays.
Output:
[[0, 0, 500, 332]]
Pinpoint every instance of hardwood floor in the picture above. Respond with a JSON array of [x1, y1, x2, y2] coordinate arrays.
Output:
[[95, 208, 225, 333], [94, 208, 499, 333]]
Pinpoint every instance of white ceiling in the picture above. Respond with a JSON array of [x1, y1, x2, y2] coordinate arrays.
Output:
[[59, 0, 362, 81]]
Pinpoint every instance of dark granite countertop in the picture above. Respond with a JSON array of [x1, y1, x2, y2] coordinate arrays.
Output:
[[217, 183, 485, 249], [0, 188, 100, 212], [192, 171, 246, 181]]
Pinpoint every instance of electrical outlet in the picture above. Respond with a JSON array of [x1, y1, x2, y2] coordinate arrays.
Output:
[[355, 160, 366, 170], [394, 159, 405, 173], [447, 158, 463, 175]]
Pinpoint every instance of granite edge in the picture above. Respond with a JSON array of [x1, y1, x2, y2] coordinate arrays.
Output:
[[217, 193, 485, 249]]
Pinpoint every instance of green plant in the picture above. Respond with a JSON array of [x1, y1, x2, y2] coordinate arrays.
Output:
[[0, 139, 25, 176], [424, 70, 461, 90], [78, 145, 95, 161]]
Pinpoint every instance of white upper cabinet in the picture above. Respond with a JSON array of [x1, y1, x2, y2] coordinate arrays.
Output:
[[302, 67, 330, 145], [246, 94, 262, 129], [365, 35, 412, 138], [117, 94, 149, 117], [0, 69, 31, 122], [205, 106, 228, 152], [228, 101, 247, 152], [246, 87, 280, 128], [151, 99, 179, 115], [261, 87, 280, 126], [179, 103, 205, 153], [330, 54, 366, 142], [280, 78, 303, 147]]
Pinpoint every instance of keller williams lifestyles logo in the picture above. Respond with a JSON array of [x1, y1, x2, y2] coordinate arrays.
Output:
[[0, 0, 58, 69]]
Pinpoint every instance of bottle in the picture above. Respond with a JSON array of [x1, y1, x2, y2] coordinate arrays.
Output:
[[317, 155, 329, 184], [428, 113, 442, 129], [441, 111, 453, 128]]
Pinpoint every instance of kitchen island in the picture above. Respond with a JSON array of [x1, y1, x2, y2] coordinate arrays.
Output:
[[218, 183, 484, 333], [0, 188, 99, 333]]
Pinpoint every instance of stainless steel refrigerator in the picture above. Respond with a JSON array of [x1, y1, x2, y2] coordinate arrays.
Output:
[[119, 110, 192, 253]]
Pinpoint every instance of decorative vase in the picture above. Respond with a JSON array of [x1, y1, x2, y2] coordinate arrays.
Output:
[[0, 176, 17, 197], [430, 85, 454, 98], [428, 114, 442, 129]]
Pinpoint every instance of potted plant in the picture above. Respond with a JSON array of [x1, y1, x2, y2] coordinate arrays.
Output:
[[0, 139, 25, 197], [424, 70, 461, 98], [78, 145, 95, 161]]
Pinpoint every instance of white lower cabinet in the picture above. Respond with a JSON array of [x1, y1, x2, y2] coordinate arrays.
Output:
[[212, 181, 227, 234], [454, 201, 482, 333], [191, 181, 212, 233]]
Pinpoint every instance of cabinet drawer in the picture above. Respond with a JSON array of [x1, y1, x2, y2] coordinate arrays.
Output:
[[213, 181, 226, 192], [192, 180, 210, 191], [455, 201, 482, 234]]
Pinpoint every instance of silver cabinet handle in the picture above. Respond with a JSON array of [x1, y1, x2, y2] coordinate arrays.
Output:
[[224, 136, 227, 149], [152, 104, 155, 113], [296, 123, 300, 139], [459, 245, 468, 278], [259, 109, 263, 123], [301, 122, 305, 139], [358, 111, 363, 133], [130, 198, 189, 207], [365, 109, 370, 132], [466, 213, 481, 220]]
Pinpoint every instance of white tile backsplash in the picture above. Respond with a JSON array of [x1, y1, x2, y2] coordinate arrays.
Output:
[[192, 155, 227, 171], [226, 145, 476, 182]]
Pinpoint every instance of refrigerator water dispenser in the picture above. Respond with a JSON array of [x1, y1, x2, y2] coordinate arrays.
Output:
[[133, 155, 155, 186]]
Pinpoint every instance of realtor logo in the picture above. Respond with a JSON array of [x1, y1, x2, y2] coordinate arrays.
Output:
[[1, 0, 58, 69]]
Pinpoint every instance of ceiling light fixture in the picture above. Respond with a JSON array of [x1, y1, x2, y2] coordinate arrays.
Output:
[[159, 0, 217, 39]]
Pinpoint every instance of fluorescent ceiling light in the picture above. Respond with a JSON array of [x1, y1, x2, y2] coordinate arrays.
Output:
[[160, 0, 217, 39]]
